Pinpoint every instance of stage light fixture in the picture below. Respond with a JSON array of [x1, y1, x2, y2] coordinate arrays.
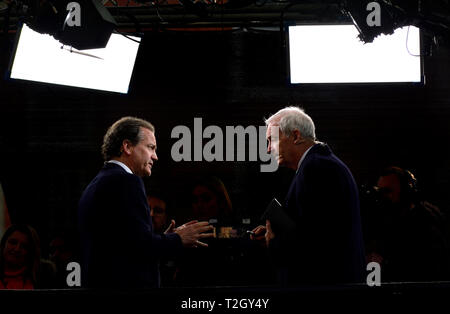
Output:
[[342, 0, 400, 43], [28, 0, 117, 50], [8, 23, 141, 93], [288, 24, 422, 84]]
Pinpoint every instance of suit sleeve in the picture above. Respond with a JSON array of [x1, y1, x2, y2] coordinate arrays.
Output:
[[112, 174, 183, 260]]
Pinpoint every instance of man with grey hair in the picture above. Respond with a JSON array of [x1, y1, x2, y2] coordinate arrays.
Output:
[[78, 117, 214, 288], [252, 107, 365, 285]]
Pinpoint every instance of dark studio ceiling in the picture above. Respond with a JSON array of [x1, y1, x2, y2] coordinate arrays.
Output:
[[0, 0, 448, 49], [0, 0, 447, 34], [104, 0, 348, 30], [0, 0, 348, 32]]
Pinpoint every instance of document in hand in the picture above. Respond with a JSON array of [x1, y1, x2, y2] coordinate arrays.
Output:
[[261, 198, 296, 235]]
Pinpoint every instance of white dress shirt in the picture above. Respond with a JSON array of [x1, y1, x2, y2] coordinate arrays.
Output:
[[296, 144, 315, 173], [107, 160, 133, 174]]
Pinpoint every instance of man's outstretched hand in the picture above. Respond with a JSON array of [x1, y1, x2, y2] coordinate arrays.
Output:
[[174, 220, 214, 248]]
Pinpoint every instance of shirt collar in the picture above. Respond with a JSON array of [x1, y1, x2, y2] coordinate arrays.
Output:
[[107, 160, 133, 174], [296, 144, 315, 173]]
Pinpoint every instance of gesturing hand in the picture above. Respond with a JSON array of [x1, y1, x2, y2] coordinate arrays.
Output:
[[175, 220, 214, 248], [250, 225, 266, 242], [250, 220, 275, 247]]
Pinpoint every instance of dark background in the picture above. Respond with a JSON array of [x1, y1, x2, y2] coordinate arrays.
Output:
[[0, 28, 449, 258]]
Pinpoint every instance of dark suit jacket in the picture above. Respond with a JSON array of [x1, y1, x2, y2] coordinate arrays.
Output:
[[270, 143, 366, 285], [78, 163, 182, 288]]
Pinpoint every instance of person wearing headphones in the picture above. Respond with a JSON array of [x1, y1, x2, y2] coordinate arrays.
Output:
[[369, 166, 450, 282]]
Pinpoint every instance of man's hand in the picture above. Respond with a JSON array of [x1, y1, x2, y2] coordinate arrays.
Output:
[[250, 225, 266, 242], [250, 220, 275, 247], [174, 220, 214, 248], [265, 220, 275, 247]]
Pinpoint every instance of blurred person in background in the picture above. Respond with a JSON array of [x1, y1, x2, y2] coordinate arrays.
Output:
[[0, 224, 56, 289]]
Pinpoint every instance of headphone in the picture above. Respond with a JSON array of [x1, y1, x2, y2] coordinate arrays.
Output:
[[380, 166, 418, 202]]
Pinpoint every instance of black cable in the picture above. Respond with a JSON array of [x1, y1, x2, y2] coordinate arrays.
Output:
[[221, 0, 224, 32], [406, 25, 420, 57], [280, 2, 298, 32], [153, 0, 165, 22], [113, 30, 142, 44], [280, 3, 299, 48], [122, 11, 142, 33]]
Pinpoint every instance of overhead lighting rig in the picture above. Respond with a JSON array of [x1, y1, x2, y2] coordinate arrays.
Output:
[[342, 0, 450, 46], [3, 0, 117, 50]]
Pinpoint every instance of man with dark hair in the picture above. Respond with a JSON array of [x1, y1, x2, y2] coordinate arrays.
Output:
[[78, 117, 213, 288]]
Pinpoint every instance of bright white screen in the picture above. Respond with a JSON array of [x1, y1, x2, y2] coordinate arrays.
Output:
[[289, 25, 421, 83], [10, 24, 141, 93]]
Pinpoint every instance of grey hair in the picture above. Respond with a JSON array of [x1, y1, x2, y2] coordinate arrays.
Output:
[[265, 106, 316, 140]]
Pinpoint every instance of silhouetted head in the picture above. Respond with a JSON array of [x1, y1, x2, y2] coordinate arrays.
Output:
[[191, 177, 232, 222]]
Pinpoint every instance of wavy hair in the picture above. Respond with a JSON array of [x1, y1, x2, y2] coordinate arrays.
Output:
[[0, 224, 41, 285]]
